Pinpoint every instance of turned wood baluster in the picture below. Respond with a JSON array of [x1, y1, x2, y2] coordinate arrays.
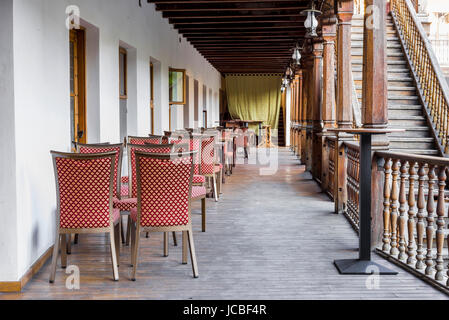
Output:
[[435, 166, 446, 280], [382, 158, 392, 252], [425, 165, 436, 276], [398, 161, 407, 261], [416, 163, 426, 270], [407, 161, 417, 265], [390, 159, 400, 256]]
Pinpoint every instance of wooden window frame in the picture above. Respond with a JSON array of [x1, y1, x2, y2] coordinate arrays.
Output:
[[169, 68, 186, 105], [119, 47, 128, 100]]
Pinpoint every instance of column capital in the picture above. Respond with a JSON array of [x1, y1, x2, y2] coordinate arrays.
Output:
[[337, 0, 354, 23], [321, 19, 337, 41]]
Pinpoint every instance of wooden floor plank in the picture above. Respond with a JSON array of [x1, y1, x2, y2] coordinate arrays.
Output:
[[0, 148, 447, 300]]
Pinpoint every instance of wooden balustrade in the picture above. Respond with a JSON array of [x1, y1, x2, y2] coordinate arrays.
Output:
[[345, 142, 360, 232], [325, 137, 337, 200], [391, 0, 449, 155], [376, 151, 449, 289]]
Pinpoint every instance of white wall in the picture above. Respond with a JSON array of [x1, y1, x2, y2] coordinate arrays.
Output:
[[0, 0, 19, 282], [2, 0, 221, 281]]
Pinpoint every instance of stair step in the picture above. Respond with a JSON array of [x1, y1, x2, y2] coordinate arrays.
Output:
[[352, 59, 407, 65], [388, 104, 421, 110], [389, 137, 434, 142], [350, 43, 402, 49], [355, 86, 416, 92], [388, 95, 420, 100], [353, 76, 413, 82], [351, 51, 404, 57], [389, 148, 440, 155]]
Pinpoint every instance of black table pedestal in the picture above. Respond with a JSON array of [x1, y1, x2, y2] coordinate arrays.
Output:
[[333, 133, 397, 275]]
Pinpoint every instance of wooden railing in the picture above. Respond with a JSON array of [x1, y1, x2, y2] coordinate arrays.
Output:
[[345, 142, 360, 232], [326, 137, 337, 200], [391, 0, 449, 155], [376, 151, 449, 290]]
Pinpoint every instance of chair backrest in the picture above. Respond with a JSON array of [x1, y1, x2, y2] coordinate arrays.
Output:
[[128, 136, 162, 145], [127, 144, 173, 198], [76, 143, 123, 199], [135, 151, 194, 227], [51, 151, 116, 229], [200, 135, 216, 175], [172, 135, 202, 175]]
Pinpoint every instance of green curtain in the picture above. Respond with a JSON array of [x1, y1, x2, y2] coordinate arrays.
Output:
[[225, 75, 282, 134]]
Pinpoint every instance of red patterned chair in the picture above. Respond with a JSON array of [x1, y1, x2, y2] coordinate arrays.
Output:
[[49, 151, 120, 282], [123, 143, 174, 246], [128, 136, 162, 145], [129, 151, 199, 280], [201, 135, 221, 202], [222, 129, 234, 176], [77, 143, 124, 244], [170, 134, 207, 232]]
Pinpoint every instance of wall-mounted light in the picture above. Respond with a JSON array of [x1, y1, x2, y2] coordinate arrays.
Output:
[[292, 43, 302, 66], [301, 1, 321, 38]]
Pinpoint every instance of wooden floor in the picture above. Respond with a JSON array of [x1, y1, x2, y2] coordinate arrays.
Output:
[[1, 148, 447, 300]]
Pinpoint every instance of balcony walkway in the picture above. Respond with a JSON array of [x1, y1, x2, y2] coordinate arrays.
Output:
[[1, 148, 447, 300]]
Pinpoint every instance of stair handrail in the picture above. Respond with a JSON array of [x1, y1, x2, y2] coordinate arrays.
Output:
[[391, 0, 449, 155]]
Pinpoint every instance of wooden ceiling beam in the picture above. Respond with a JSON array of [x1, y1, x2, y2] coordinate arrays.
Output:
[[156, 3, 306, 12], [148, 0, 312, 73], [149, 0, 304, 3]]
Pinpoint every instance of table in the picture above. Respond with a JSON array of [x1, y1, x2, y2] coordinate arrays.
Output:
[[328, 128, 404, 275]]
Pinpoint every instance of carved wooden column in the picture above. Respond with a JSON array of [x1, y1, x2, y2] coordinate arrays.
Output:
[[295, 70, 302, 157], [336, 0, 354, 129], [320, 16, 338, 191], [312, 39, 324, 181], [300, 67, 308, 165], [290, 81, 296, 152], [362, 0, 389, 248], [334, 0, 354, 214], [303, 44, 314, 171]]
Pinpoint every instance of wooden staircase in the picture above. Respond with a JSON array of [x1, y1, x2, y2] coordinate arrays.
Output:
[[351, 14, 441, 156]]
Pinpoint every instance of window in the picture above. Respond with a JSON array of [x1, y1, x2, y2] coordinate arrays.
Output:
[[169, 68, 186, 104]]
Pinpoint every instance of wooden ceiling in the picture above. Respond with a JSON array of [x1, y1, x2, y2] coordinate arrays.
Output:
[[148, 0, 320, 74]]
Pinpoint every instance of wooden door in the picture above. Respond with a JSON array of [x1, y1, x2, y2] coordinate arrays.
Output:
[[69, 29, 86, 146], [150, 62, 155, 135]]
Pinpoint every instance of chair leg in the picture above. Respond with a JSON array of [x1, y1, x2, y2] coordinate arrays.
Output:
[[61, 234, 67, 268], [131, 225, 140, 281], [126, 215, 131, 246], [74, 234, 79, 244], [172, 232, 178, 246], [49, 231, 61, 283], [130, 220, 136, 266], [212, 174, 218, 202], [163, 232, 169, 257], [218, 170, 223, 194], [114, 222, 121, 268], [146, 232, 149, 238], [121, 216, 126, 244], [66, 234, 72, 255], [109, 229, 119, 281], [187, 229, 199, 278], [201, 198, 206, 233], [182, 231, 188, 264]]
